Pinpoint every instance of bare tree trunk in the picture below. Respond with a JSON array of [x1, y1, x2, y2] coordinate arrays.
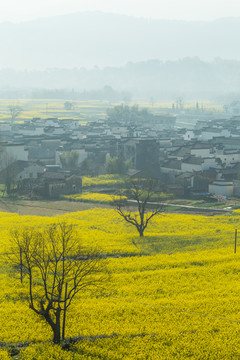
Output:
[[6, 183, 11, 195], [53, 309, 61, 344], [139, 229, 144, 237], [42, 309, 61, 344], [53, 324, 61, 344]]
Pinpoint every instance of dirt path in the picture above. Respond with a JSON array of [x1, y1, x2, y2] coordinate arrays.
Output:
[[0, 198, 111, 216], [0, 197, 233, 217]]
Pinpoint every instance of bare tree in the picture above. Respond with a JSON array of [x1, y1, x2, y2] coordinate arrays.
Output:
[[114, 178, 164, 237], [64, 101, 74, 110], [10, 222, 105, 344], [8, 105, 22, 123]]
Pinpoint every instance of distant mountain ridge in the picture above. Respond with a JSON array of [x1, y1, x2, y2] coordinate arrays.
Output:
[[2, 58, 240, 100], [1, 12, 240, 69]]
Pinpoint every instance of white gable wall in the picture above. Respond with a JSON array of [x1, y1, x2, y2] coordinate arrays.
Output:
[[6, 144, 28, 162]]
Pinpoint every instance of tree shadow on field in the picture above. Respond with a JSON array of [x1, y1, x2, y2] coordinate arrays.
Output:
[[132, 235, 221, 255]]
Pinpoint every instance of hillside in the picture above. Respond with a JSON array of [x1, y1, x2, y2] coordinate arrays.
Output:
[[1, 13, 240, 70], [3, 13, 240, 99], [2, 58, 240, 100]]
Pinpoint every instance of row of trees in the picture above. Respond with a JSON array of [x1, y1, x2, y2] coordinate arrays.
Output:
[[107, 104, 151, 124], [59, 151, 131, 175]]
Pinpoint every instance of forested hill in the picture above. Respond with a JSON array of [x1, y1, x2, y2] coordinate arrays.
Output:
[[1, 12, 240, 69], [2, 58, 240, 100]]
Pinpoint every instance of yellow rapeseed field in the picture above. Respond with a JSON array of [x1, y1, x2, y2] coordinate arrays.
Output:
[[82, 175, 127, 188], [64, 192, 127, 203], [1, 209, 240, 358]]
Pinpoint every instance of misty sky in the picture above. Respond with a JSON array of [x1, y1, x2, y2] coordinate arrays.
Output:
[[2, 0, 240, 23]]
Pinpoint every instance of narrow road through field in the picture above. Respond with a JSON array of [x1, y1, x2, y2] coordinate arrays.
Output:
[[127, 200, 233, 213]]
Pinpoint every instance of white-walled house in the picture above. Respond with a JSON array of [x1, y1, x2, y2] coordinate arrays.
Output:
[[190, 144, 213, 158], [13, 124, 45, 136], [71, 129, 85, 140], [110, 126, 129, 138], [216, 151, 240, 166], [61, 119, 80, 131], [44, 127, 65, 136], [44, 118, 60, 128], [183, 130, 198, 141], [181, 156, 220, 173], [201, 158, 221, 170], [181, 157, 202, 172], [16, 163, 44, 181], [5, 143, 28, 162], [168, 146, 191, 160], [160, 159, 182, 175], [201, 128, 231, 141], [209, 180, 233, 197]]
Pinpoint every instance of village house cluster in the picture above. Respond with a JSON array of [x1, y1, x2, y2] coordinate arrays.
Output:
[[0, 113, 240, 198]]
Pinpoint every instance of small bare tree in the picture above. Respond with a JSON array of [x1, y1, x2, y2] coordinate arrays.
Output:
[[114, 178, 164, 237], [10, 222, 105, 344], [64, 101, 74, 110], [8, 105, 22, 123]]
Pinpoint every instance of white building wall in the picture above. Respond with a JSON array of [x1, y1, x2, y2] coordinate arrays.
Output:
[[201, 129, 231, 141], [181, 163, 202, 172], [160, 167, 182, 175], [183, 130, 195, 141], [201, 131, 218, 141], [77, 149, 88, 164], [50, 128, 65, 136], [71, 130, 84, 139], [20, 127, 44, 136], [202, 158, 220, 170], [209, 181, 233, 197], [191, 148, 211, 157], [5, 144, 28, 162], [217, 153, 240, 166], [17, 165, 44, 180]]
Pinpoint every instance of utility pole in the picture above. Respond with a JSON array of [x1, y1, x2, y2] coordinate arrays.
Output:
[[20, 247, 23, 283], [235, 229, 237, 254]]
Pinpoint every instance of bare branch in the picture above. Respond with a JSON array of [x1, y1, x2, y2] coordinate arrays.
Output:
[[113, 178, 164, 237]]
